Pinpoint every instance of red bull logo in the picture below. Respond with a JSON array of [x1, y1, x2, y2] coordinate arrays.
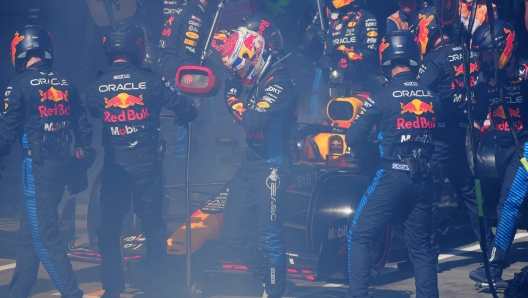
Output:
[[239, 34, 257, 59], [104, 93, 144, 109], [510, 107, 521, 118], [165, 15, 175, 26], [499, 28, 516, 69], [379, 38, 390, 64], [492, 106, 521, 119], [400, 99, 434, 115], [453, 63, 479, 77], [11, 32, 25, 67], [337, 45, 362, 61], [40, 87, 69, 103], [492, 106, 506, 119], [417, 14, 434, 54], [397, 116, 436, 129], [231, 102, 245, 121]]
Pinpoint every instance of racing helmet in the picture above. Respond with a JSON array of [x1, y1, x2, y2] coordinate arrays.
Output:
[[411, 5, 440, 55], [324, 0, 366, 11], [240, 13, 284, 52], [472, 20, 517, 72], [11, 25, 53, 73], [103, 22, 146, 67], [379, 30, 421, 79], [221, 27, 271, 85]]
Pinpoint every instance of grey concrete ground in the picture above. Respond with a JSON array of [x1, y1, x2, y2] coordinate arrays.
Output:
[[0, 188, 527, 298]]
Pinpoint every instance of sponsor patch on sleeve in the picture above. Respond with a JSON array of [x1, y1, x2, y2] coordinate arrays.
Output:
[[257, 101, 270, 108], [186, 32, 199, 39], [184, 39, 197, 46]]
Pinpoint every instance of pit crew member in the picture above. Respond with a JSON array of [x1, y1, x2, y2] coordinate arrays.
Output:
[[346, 30, 439, 298], [386, 0, 419, 32], [159, 0, 211, 82], [470, 20, 528, 284], [85, 23, 197, 298], [0, 25, 94, 298], [314, 0, 379, 89], [414, 6, 494, 269], [220, 27, 298, 298]]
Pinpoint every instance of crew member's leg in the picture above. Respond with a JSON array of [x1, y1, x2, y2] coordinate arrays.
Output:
[[251, 163, 289, 298], [222, 165, 267, 281], [348, 170, 404, 298], [404, 178, 438, 298], [10, 157, 83, 298], [470, 144, 528, 281], [97, 158, 132, 293], [130, 150, 166, 289]]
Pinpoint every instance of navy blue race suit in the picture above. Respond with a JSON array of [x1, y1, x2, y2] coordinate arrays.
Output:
[[473, 60, 528, 278], [416, 40, 494, 259], [85, 62, 196, 293], [221, 64, 298, 298], [386, 9, 418, 32], [315, 7, 378, 85], [345, 72, 439, 298], [0, 61, 92, 298], [159, 1, 208, 82]]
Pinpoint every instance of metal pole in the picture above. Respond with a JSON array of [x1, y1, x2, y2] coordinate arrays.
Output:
[[185, 122, 193, 293], [316, 0, 326, 31], [200, 0, 227, 65], [465, 2, 498, 297]]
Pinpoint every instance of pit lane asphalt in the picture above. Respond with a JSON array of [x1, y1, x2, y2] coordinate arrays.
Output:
[[0, 190, 527, 298]]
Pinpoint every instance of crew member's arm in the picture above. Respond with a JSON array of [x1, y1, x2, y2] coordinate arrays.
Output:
[[159, 76, 197, 123], [345, 94, 381, 155], [359, 14, 379, 63], [224, 77, 294, 131], [69, 86, 93, 150], [174, 12, 205, 67], [416, 60, 441, 91], [0, 81, 24, 157]]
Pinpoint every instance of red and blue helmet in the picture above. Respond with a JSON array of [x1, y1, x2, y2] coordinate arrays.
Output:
[[221, 27, 270, 85]]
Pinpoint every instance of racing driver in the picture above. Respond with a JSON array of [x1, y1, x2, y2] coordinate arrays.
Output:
[[346, 30, 439, 298], [470, 20, 528, 284], [85, 22, 197, 298], [0, 25, 94, 298], [414, 6, 494, 270], [220, 26, 298, 298]]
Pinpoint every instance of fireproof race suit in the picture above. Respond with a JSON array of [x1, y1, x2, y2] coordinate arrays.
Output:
[[85, 62, 196, 293], [345, 71, 439, 298], [221, 64, 297, 298], [416, 40, 494, 259], [386, 9, 418, 32], [0, 61, 92, 298], [473, 60, 528, 278], [159, 0, 208, 81], [311, 7, 378, 85]]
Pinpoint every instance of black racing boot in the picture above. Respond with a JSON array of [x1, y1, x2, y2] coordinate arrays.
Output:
[[469, 265, 503, 283]]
